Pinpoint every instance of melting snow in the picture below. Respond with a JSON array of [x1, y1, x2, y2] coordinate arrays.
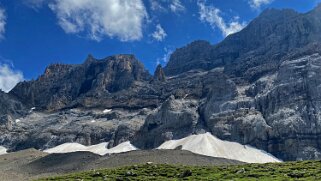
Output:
[[103, 109, 112, 113], [0, 146, 7, 155], [106, 141, 137, 154], [157, 133, 281, 163], [29, 107, 36, 113], [44, 141, 136, 155]]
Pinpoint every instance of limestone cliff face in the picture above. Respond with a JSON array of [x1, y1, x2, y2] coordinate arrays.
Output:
[[1, 5, 321, 161], [195, 53, 321, 161]]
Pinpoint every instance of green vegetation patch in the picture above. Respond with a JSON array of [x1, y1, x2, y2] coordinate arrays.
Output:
[[37, 160, 321, 181]]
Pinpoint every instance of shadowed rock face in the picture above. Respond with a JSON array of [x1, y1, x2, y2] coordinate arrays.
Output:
[[153, 65, 166, 82], [164, 40, 216, 76], [0, 91, 26, 117], [1, 5, 321, 161], [10, 54, 153, 111]]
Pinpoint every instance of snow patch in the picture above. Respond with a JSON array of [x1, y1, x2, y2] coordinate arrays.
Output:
[[44, 141, 136, 156], [29, 107, 36, 113], [90, 120, 96, 123], [106, 141, 137, 154], [157, 133, 281, 163], [0, 146, 7, 155], [15, 119, 21, 123], [103, 109, 112, 113]]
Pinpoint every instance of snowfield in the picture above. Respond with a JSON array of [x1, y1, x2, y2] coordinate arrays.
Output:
[[34, 133, 281, 163], [157, 133, 281, 163], [0, 146, 7, 155], [44, 141, 136, 155]]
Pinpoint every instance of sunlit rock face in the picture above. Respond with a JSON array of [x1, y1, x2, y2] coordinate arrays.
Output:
[[200, 54, 321, 161], [1, 5, 321, 161]]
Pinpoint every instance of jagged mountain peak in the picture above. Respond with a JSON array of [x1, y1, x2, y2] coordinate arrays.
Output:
[[153, 64, 166, 82], [84, 54, 96, 65], [164, 40, 215, 75], [107, 54, 136, 60], [9, 54, 152, 111], [42, 63, 74, 79], [164, 5, 321, 77]]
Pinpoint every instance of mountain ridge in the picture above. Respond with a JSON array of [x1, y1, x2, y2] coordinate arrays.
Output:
[[165, 5, 321, 79]]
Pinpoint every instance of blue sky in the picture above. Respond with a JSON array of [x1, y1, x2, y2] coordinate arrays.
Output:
[[0, 0, 320, 92]]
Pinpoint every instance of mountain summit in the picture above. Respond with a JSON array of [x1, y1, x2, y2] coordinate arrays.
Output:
[[164, 5, 321, 79]]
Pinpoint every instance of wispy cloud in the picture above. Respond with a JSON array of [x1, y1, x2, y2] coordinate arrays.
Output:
[[49, 0, 148, 42], [149, 0, 185, 14], [152, 24, 167, 41], [249, 0, 274, 9], [0, 64, 24, 93], [0, 7, 6, 40], [23, 0, 47, 9], [198, 0, 246, 37], [156, 47, 173, 65], [170, 0, 185, 13], [150, 0, 166, 12]]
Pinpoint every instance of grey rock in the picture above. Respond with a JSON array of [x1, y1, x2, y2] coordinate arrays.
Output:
[[10, 54, 153, 111], [132, 96, 200, 149], [153, 64, 166, 82], [164, 6, 321, 81], [0, 108, 150, 151]]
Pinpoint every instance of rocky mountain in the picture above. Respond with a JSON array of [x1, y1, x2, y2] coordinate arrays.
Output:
[[164, 6, 321, 81], [1, 5, 321, 161], [10, 55, 158, 111]]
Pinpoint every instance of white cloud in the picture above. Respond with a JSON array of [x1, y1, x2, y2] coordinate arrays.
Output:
[[0, 64, 24, 93], [152, 24, 167, 41], [156, 48, 173, 65], [0, 7, 6, 40], [170, 0, 185, 13], [198, 1, 246, 37], [49, 0, 148, 42], [24, 0, 48, 9], [249, 0, 274, 9], [149, 0, 185, 14], [150, 0, 166, 12]]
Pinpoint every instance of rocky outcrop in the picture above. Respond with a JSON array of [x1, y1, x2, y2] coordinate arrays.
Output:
[[0, 91, 27, 145], [132, 96, 200, 149], [197, 53, 321, 161], [0, 90, 27, 119], [0, 108, 151, 151], [153, 64, 166, 82], [256, 54, 321, 160], [164, 40, 216, 76]]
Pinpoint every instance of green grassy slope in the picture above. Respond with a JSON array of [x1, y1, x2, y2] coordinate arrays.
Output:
[[38, 160, 321, 181]]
